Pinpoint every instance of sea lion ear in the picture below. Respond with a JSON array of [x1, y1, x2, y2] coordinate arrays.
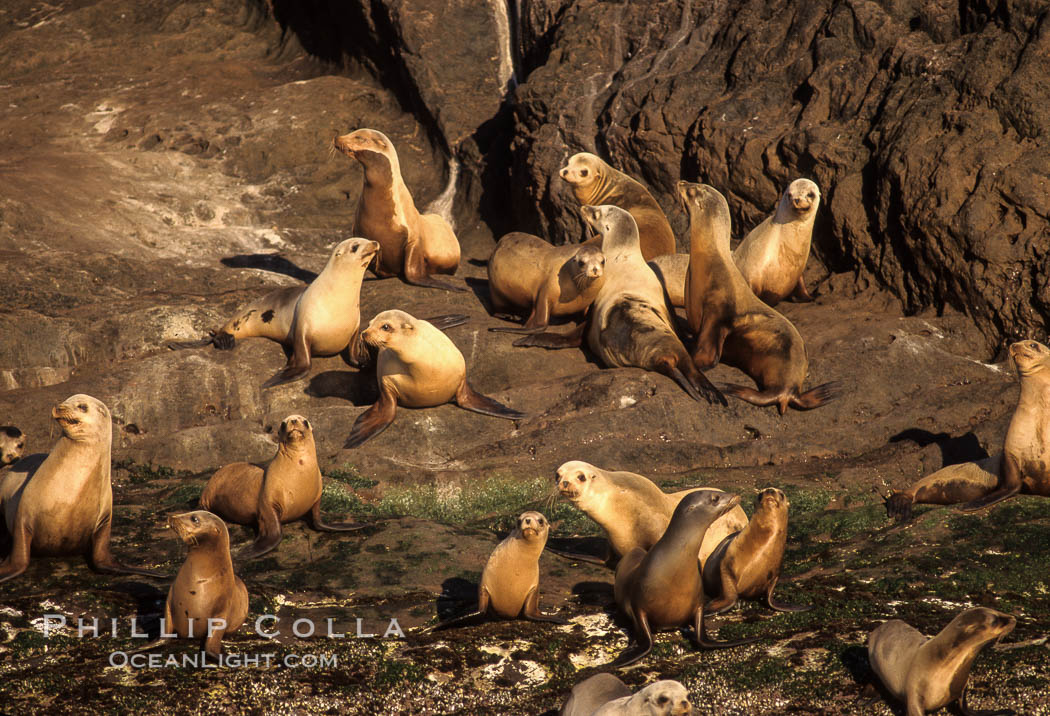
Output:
[[401, 320, 414, 331]]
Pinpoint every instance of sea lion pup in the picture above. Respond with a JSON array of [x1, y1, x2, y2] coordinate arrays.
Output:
[[886, 339, 1050, 519], [867, 607, 1016, 716], [333, 128, 464, 292], [733, 178, 821, 306], [0, 395, 162, 583], [554, 461, 748, 570], [611, 489, 759, 668], [679, 182, 837, 414], [487, 232, 605, 333], [0, 426, 25, 467], [344, 310, 526, 448], [560, 674, 632, 716], [200, 415, 365, 560], [429, 511, 566, 630], [701, 487, 810, 614], [560, 152, 676, 260], [165, 510, 248, 657], [592, 680, 693, 716]]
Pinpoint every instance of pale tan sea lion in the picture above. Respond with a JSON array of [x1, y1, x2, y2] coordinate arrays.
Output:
[[344, 310, 526, 448], [593, 680, 693, 716], [679, 182, 837, 414], [0, 394, 162, 582], [560, 673, 631, 716], [487, 232, 605, 333], [560, 152, 676, 260], [611, 490, 758, 667], [334, 128, 464, 292], [0, 426, 25, 467], [647, 253, 688, 309], [165, 510, 249, 657], [555, 461, 748, 570], [867, 607, 1015, 715], [200, 415, 365, 560], [733, 179, 820, 306]]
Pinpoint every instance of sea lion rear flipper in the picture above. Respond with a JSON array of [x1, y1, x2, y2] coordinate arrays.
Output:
[[512, 323, 586, 349], [790, 382, 841, 411], [167, 336, 215, 350], [608, 611, 654, 668], [424, 314, 471, 331], [788, 276, 814, 303], [455, 382, 527, 420], [489, 324, 547, 335], [307, 500, 367, 533], [765, 576, 812, 612], [957, 686, 1015, 716], [89, 518, 166, 578], [958, 455, 1022, 512], [522, 587, 568, 625], [344, 389, 398, 449], [424, 610, 488, 633]]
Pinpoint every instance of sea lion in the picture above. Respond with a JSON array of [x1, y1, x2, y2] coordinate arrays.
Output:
[[701, 487, 810, 614], [592, 680, 693, 716], [333, 128, 463, 291], [647, 253, 688, 309], [0, 426, 25, 467], [430, 511, 566, 629], [0, 394, 162, 583], [886, 339, 1050, 519], [679, 182, 837, 414], [867, 607, 1016, 716], [554, 461, 748, 570], [560, 152, 676, 260], [611, 489, 758, 667], [344, 310, 526, 448], [560, 674, 632, 716], [165, 510, 248, 657], [733, 179, 821, 306], [487, 232, 605, 333], [200, 415, 365, 560]]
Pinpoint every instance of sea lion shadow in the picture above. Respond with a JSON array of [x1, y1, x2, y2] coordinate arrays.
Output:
[[109, 580, 168, 638], [889, 429, 989, 466], [570, 580, 613, 606], [463, 277, 493, 310], [840, 644, 899, 710], [306, 371, 378, 405], [435, 577, 478, 620], [220, 254, 316, 283]]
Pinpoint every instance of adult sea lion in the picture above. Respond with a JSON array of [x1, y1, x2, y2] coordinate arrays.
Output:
[[611, 489, 758, 667], [647, 253, 689, 309], [867, 607, 1015, 716], [886, 339, 1050, 519], [679, 182, 837, 414], [487, 232, 605, 333], [733, 179, 821, 306], [334, 128, 463, 291], [0, 426, 25, 467], [165, 510, 248, 657], [701, 487, 810, 614], [560, 673, 632, 716], [560, 152, 676, 260], [200, 415, 365, 560], [592, 680, 693, 716], [430, 511, 566, 630], [0, 394, 162, 583], [344, 310, 526, 448], [554, 461, 748, 570]]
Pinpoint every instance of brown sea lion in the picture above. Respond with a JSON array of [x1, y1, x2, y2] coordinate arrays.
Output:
[[200, 415, 365, 560], [487, 232, 605, 333], [0, 426, 25, 467], [0, 394, 162, 583], [679, 181, 837, 414], [165, 510, 249, 657], [867, 607, 1016, 716], [560, 152, 676, 260], [701, 487, 810, 614], [886, 339, 1050, 519], [611, 489, 758, 667], [592, 680, 693, 716], [554, 461, 748, 570], [560, 674, 632, 716], [344, 310, 526, 448], [429, 511, 566, 630], [334, 128, 464, 292], [733, 179, 821, 306]]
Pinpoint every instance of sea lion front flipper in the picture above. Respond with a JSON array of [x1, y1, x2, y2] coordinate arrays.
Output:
[[455, 382, 527, 420], [521, 586, 568, 624], [423, 314, 471, 331], [693, 605, 761, 649], [344, 387, 398, 448], [788, 276, 814, 303], [705, 561, 739, 616], [956, 685, 1014, 716], [765, 576, 812, 612], [239, 503, 284, 560], [608, 611, 654, 668], [0, 518, 30, 584], [202, 624, 226, 659], [404, 242, 468, 292], [262, 321, 312, 388], [89, 516, 166, 578], [512, 322, 586, 349], [343, 331, 371, 368], [307, 499, 367, 533], [958, 454, 1022, 512], [659, 358, 727, 406]]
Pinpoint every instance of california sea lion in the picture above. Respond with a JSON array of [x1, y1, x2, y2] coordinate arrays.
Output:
[[560, 674, 632, 716], [611, 489, 758, 667], [554, 461, 748, 570], [733, 179, 821, 306], [647, 253, 689, 309], [592, 680, 693, 716], [679, 182, 837, 414], [165, 510, 249, 657], [200, 415, 365, 560], [334, 128, 463, 291], [430, 511, 566, 630], [560, 152, 676, 260], [344, 310, 526, 448], [701, 487, 810, 614], [487, 232, 605, 333], [0, 426, 25, 467], [0, 394, 162, 582], [867, 607, 1016, 716], [886, 339, 1050, 519]]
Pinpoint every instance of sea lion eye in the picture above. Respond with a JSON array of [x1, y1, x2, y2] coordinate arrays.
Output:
[[576, 474, 586, 482], [580, 169, 588, 177], [658, 695, 669, 705], [16, 443, 23, 449], [382, 324, 392, 331], [191, 515, 200, 524], [303, 419, 310, 429], [78, 404, 88, 412]]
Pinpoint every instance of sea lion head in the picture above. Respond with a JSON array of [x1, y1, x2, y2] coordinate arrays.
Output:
[[169, 510, 228, 549], [333, 128, 399, 175], [278, 415, 312, 445], [516, 510, 549, 543], [633, 679, 693, 716], [676, 181, 730, 220], [362, 309, 417, 351], [559, 152, 603, 190], [52, 394, 110, 443], [555, 460, 602, 502], [944, 607, 1016, 651], [0, 425, 25, 466], [673, 489, 741, 523], [329, 237, 381, 271], [579, 204, 639, 254], [755, 487, 788, 514], [1009, 339, 1050, 376], [784, 178, 821, 218], [570, 245, 605, 288]]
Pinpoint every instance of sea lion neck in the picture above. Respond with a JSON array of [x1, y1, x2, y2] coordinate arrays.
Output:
[[358, 151, 394, 186]]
